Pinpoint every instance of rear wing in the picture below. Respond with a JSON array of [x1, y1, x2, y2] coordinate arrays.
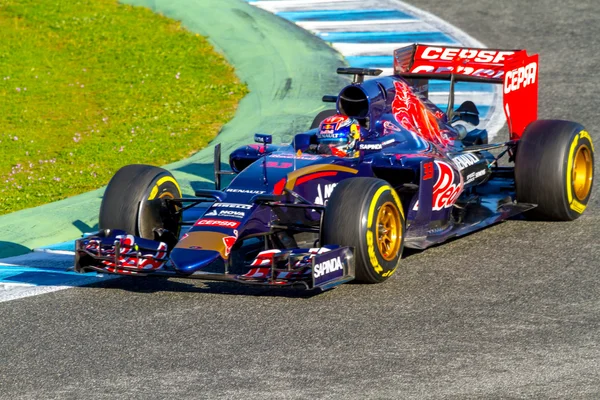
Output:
[[393, 44, 539, 139]]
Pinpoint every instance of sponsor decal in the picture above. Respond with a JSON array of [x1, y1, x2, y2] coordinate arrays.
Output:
[[312, 247, 348, 285], [223, 230, 238, 258], [451, 153, 480, 170], [266, 161, 293, 168], [314, 183, 337, 205], [432, 161, 463, 211], [225, 189, 266, 194], [318, 132, 341, 138], [419, 46, 515, 64], [205, 209, 218, 216], [465, 169, 487, 185], [358, 142, 382, 151], [320, 115, 351, 130], [381, 138, 395, 147], [414, 160, 463, 211], [195, 219, 240, 228], [313, 256, 343, 279], [366, 231, 382, 274], [217, 210, 245, 219], [269, 153, 321, 160], [504, 61, 537, 94], [411, 65, 505, 79], [394, 46, 520, 80], [423, 161, 434, 180], [213, 202, 252, 209]]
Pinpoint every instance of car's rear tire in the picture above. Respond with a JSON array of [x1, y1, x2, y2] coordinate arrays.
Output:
[[322, 177, 405, 283], [99, 164, 182, 238], [515, 120, 594, 221], [310, 109, 337, 129]]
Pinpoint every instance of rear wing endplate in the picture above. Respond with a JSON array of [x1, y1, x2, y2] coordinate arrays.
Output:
[[393, 44, 539, 139]]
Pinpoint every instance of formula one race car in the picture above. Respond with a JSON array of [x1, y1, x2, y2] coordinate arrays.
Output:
[[75, 44, 594, 291]]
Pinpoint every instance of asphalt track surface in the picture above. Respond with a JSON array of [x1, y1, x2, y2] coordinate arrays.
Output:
[[1, 0, 600, 398]]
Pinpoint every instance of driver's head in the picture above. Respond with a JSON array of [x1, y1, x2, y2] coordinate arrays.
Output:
[[316, 115, 361, 157]]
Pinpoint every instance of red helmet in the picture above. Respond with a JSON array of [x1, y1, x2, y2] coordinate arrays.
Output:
[[317, 115, 362, 157]]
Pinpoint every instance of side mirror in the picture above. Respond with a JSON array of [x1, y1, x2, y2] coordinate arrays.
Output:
[[254, 133, 272, 144]]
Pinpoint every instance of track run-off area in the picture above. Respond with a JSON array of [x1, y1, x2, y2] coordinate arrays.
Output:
[[1, 0, 599, 398]]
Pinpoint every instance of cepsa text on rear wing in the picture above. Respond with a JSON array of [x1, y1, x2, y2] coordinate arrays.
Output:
[[393, 44, 539, 139]]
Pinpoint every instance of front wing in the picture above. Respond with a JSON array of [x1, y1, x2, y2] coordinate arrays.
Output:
[[75, 230, 355, 291]]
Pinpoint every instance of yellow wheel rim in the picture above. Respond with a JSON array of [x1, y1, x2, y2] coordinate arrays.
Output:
[[375, 202, 402, 262], [572, 145, 593, 201]]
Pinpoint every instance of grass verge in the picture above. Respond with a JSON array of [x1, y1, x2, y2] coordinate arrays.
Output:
[[0, 0, 247, 215]]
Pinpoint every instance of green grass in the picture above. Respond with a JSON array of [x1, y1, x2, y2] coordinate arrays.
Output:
[[0, 0, 248, 215]]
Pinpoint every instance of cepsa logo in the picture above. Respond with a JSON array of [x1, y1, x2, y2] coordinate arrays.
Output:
[[504, 62, 537, 94], [419, 47, 515, 63], [411, 47, 516, 79], [195, 219, 240, 228]]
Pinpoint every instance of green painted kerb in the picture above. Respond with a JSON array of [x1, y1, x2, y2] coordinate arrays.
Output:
[[0, 0, 347, 257]]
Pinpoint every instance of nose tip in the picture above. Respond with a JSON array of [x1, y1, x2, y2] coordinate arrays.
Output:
[[169, 248, 222, 274]]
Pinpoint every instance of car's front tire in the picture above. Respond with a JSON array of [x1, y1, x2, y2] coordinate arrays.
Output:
[[99, 164, 182, 238], [322, 177, 405, 283]]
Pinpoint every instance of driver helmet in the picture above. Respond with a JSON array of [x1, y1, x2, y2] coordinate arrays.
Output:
[[316, 115, 362, 157]]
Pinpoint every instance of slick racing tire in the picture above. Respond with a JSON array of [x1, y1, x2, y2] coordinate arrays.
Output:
[[309, 109, 337, 130], [515, 120, 594, 221], [99, 164, 182, 239], [322, 177, 405, 283]]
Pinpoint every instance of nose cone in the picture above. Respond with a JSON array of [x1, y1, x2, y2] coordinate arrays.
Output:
[[169, 248, 222, 274]]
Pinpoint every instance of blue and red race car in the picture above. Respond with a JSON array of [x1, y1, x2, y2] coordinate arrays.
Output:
[[75, 44, 595, 291]]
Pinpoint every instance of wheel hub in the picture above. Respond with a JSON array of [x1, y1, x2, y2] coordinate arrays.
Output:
[[572, 145, 593, 201], [375, 202, 402, 262]]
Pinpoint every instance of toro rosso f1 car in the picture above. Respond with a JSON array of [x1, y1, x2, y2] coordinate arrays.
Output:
[[75, 44, 595, 291]]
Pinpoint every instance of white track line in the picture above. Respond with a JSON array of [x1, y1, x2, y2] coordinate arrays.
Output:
[[0, 252, 115, 303], [330, 42, 455, 57], [297, 19, 419, 32], [250, 0, 366, 12]]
